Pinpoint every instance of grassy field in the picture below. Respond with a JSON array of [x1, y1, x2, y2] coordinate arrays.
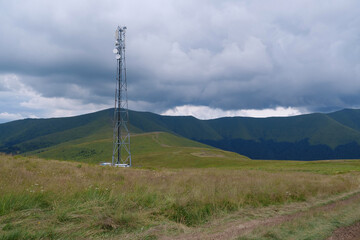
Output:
[[29, 132, 250, 168], [238, 194, 360, 240], [1, 153, 360, 239], [26, 131, 360, 175]]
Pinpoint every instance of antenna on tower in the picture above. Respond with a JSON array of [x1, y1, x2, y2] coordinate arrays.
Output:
[[112, 25, 131, 167]]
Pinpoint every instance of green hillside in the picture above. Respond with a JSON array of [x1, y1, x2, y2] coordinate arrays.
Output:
[[3, 108, 360, 160], [0, 110, 112, 153], [30, 131, 248, 168], [327, 108, 360, 131], [205, 113, 360, 147]]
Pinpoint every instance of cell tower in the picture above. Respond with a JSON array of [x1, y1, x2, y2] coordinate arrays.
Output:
[[112, 26, 131, 167]]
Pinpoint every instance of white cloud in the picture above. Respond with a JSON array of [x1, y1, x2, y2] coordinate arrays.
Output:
[[21, 95, 109, 118], [0, 112, 24, 121], [162, 105, 306, 119], [0, 74, 110, 122]]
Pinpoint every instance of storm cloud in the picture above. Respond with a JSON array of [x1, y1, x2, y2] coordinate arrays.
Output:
[[0, 0, 360, 122]]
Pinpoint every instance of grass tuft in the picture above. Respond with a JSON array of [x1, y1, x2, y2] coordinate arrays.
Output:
[[0, 193, 51, 216]]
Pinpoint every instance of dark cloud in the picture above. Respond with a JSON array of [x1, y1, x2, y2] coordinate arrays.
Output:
[[0, 0, 360, 121]]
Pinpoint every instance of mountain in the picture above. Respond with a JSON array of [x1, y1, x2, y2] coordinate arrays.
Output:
[[2, 108, 360, 160], [31, 131, 249, 168]]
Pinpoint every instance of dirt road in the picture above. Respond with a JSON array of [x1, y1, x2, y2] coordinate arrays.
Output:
[[160, 192, 360, 240], [327, 222, 360, 240]]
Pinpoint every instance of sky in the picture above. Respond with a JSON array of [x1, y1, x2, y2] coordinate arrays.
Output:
[[0, 0, 360, 123]]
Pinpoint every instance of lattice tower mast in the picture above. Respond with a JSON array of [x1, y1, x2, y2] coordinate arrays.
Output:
[[112, 26, 131, 166]]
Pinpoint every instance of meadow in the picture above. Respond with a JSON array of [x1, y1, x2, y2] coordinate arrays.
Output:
[[1, 153, 360, 239], [29, 132, 360, 174]]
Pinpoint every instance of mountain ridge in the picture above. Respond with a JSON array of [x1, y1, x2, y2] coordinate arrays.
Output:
[[2, 108, 360, 160]]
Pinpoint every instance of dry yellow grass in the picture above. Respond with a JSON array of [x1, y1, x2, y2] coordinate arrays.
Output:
[[0, 154, 359, 239]]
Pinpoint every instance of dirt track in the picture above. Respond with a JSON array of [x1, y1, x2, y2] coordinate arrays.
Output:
[[160, 192, 360, 240], [327, 222, 360, 240]]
